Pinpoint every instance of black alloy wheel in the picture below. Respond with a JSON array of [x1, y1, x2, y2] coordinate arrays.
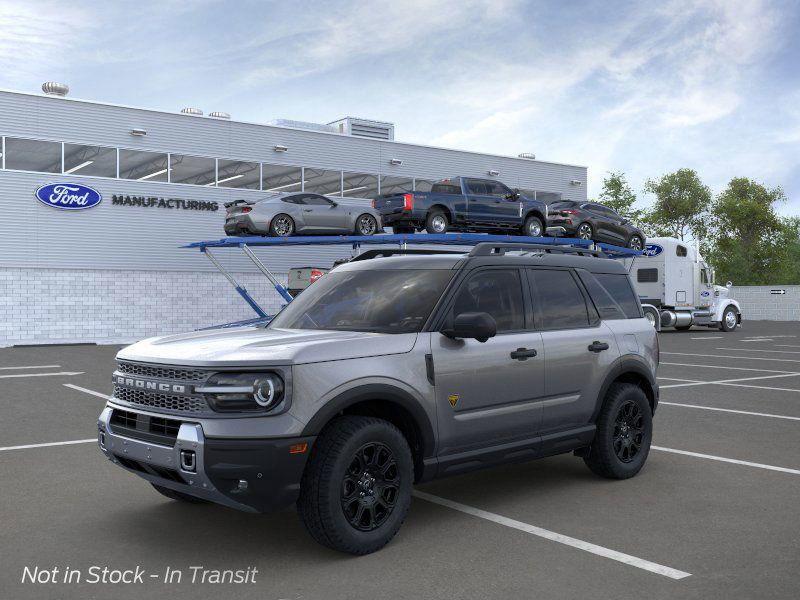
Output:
[[612, 400, 644, 463], [340, 442, 400, 531]]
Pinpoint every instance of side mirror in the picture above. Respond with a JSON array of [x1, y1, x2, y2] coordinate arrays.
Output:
[[329, 201, 338, 208], [441, 312, 497, 343], [726, 281, 732, 288]]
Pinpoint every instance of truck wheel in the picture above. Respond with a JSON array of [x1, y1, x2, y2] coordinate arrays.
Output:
[[719, 306, 738, 332], [583, 383, 652, 479], [297, 416, 413, 555], [354, 214, 378, 236], [425, 210, 449, 234], [269, 214, 295, 237], [521, 215, 544, 237], [151, 483, 208, 504]]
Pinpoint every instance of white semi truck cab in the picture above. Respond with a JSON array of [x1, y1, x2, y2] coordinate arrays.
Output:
[[625, 237, 742, 332]]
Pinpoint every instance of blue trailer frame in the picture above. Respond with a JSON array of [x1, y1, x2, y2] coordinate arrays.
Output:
[[184, 233, 640, 324]]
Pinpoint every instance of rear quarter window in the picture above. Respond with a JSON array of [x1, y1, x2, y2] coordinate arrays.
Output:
[[588, 273, 643, 319]]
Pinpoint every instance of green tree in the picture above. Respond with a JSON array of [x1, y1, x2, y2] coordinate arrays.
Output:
[[705, 177, 790, 285], [598, 171, 641, 223], [642, 168, 711, 241]]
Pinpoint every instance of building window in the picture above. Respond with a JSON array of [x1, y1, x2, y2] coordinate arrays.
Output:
[[63, 144, 117, 177], [341, 172, 379, 198], [4, 138, 61, 173], [304, 168, 342, 196], [262, 163, 302, 193], [119, 149, 169, 182], [414, 178, 436, 192], [379, 175, 413, 195], [170, 154, 216, 186], [217, 159, 260, 189]]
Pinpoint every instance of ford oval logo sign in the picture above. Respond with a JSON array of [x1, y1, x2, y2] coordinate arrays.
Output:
[[701, 290, 710, 297], [642, 244, 663, 257], [35, 183, 102, 210]]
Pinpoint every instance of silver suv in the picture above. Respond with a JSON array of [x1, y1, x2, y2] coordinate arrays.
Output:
[[97, 242, 659, 555]]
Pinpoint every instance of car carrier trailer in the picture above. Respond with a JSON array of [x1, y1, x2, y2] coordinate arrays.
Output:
[[184, 233, 641, 323]]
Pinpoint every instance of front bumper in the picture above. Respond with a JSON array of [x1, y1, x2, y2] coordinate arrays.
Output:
[[97, 405, 314, 513]]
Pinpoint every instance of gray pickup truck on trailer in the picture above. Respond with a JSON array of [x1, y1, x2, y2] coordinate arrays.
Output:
[[97, 241, 659, 554]]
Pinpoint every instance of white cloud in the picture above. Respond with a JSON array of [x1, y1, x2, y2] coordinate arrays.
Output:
[[0, 1, 90, 82]]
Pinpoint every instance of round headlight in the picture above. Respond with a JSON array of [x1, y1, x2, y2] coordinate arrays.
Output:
[[254, 375, 284, 408]]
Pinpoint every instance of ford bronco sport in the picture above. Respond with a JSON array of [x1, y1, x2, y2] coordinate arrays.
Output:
[[97, 242, 659, 555]]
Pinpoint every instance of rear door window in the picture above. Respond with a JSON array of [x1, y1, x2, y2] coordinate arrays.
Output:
[[528, 269, 590, 329], [465, 179, 489, 195]]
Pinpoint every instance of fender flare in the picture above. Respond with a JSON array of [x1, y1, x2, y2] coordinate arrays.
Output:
[[301, 383, 436, 458], [714, 299, 741, 322], [592, 355, 658, 419]]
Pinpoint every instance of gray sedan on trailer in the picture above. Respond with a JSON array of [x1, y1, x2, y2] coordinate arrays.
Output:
[[224, 192, 383, 237]]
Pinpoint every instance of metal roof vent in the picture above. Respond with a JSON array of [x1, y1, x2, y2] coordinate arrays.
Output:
[[42, 82, 69, 96], [518, 152, 536, 160], [209, 111, 230, 119], [180, 107, 204, 116]]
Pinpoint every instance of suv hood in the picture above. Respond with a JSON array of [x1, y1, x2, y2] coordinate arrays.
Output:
[[116, 326, 418, 367]]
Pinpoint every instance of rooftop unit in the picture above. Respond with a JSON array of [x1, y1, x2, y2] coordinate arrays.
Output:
[[328, 117, 395, 141], [268, 119, 338, 134]]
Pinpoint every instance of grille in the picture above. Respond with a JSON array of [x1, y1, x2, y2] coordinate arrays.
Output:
[[110, 409, 184, 446], [117, 361, 208, 382], [113, 384, 209, 414]]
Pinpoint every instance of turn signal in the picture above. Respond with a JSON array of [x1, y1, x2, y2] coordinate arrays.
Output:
[[289, 443, 308, 454]]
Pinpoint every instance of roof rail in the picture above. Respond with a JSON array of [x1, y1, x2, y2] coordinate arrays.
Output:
[[350, 248, 464, 262], [468, 242, 605, 258]]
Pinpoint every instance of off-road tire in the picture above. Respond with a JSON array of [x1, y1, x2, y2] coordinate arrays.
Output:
[[425, 209, 449, 234], [151, 483, 208, 504], [583, 383, 652, 479], [297, 416, 413, 555]]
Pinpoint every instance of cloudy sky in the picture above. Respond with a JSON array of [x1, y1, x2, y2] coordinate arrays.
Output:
[[1, 0, 799, 212]]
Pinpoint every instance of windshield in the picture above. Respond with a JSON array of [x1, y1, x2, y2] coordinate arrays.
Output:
[[268, 269, 455, 333]]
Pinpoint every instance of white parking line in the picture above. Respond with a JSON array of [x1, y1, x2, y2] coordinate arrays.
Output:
[[716, 382, 800, 394], [413, 490, 691, 579], [660, 362, 797, 374], [0, 364, 61, 370], [0, 439, 96, 453], [660, 372, 800, 389], [661, 352, 800, 364], [0, 371, 84, 379], [659, 402, 800, 421], [716, 347, 800, 355], [740, 339, 773, 342], [776, 345, 800, 349], [690, 336, 723, 340], [63, 383, 111, 400], [652, 446, 800, 476]]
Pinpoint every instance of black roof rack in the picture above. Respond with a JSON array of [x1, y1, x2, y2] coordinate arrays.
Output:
[[350, 248, 465, 262], [468, 242, 606, 258]]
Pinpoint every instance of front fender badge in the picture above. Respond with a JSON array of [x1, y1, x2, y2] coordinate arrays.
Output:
[[448, 394, 459, 408]]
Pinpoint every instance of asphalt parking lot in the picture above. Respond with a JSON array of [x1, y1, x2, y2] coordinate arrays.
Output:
[[1, 321, 799, 600]]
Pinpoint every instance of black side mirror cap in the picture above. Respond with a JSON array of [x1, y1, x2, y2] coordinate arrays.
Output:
[[441, 312, 497, 343]]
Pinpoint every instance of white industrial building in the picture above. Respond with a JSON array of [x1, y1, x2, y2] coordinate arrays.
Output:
[[0, 84, 588, 346]]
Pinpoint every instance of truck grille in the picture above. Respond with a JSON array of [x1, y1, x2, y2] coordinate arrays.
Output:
[[117, 361, 208, 382], [113, 383, 209, 414]]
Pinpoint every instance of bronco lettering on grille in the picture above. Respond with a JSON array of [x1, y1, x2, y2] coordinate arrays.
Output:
[[115, 375, 186, 394]]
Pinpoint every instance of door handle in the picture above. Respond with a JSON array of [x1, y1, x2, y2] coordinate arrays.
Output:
[[303, 209, 313, 212], [588, 341, 610, 353], [510, 347, 538, 361]]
